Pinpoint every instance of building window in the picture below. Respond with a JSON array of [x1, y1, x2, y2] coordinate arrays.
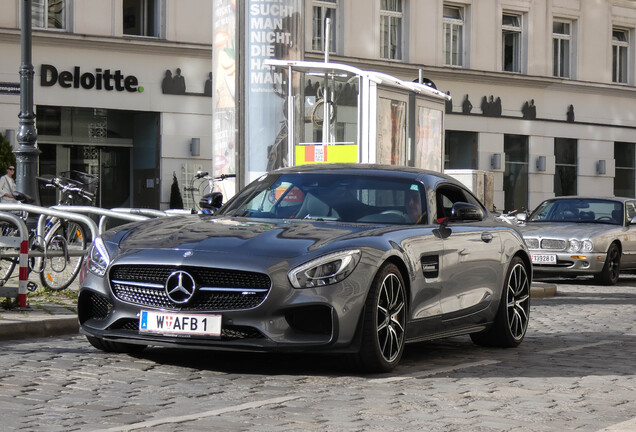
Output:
[[380, 0, 403, 60], [123, 0, 160, 37], [553, 20, 571, 78], [312, 1, 337, 53], [554, 138, 577, 196], [612, 29, 629, 84], [443, 6, 464, 67], [444, 131, 477, 169], [504, 134, 528, 212], [502, 13, 522, 73], [615, 142, 635, 197], [32, 0, 67, 30]]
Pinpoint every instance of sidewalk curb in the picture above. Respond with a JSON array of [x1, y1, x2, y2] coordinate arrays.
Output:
[[0, 316, 78, 341], [531, 282, 557, 298]]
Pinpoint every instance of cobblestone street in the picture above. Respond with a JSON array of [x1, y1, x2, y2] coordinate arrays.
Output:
[[1, 277, 635, 431]]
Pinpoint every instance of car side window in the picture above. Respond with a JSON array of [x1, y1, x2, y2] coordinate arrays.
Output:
[[435, 184, 485, 222], [627, 201, 636, 222]]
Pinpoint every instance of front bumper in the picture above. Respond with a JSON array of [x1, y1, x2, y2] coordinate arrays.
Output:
[[77, 262, 372, 354], [530, 250, 607, 275]]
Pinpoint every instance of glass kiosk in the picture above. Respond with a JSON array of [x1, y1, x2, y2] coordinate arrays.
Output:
[[264, 60, 450, 171]]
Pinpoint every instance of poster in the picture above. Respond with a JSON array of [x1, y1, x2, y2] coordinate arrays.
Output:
[[246, 0, 302, 181]]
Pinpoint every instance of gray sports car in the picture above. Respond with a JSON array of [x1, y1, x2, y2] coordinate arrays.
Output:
[[78, 164, 531, 372], [518, 196, 636, 285]]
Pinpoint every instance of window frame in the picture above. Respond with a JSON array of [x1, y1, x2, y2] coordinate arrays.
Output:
[[380, 0, 404, 61], [553, 19, 572, 78], [554, 138, 577, 196], [32, 0, 68, 31], [443, 5, 465, 67], [312, 0, 338, 54], [614, 142, 635, 198], [612, 28, 630, 84], [123, 0, 163, 38], [502, 12, 523, 73]]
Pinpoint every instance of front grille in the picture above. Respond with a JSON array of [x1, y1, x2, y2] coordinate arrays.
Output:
[[540, 239, 567, 250], [524, 237, 567, 251], [78, 291, 113, 323], [109, 265, 271, 311], [525, 238, 539, 249]]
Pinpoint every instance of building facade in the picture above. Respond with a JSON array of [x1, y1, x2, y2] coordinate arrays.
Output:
[[0, 0, 635, 211], [0, 0, 213, 209], [306, 0, 636, 211]]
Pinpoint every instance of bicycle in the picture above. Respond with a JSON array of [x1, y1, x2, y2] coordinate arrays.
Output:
[[186, 171, 236, 212], [0, 172, 96, 291]]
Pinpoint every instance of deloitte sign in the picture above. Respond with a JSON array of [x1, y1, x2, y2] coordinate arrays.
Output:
[[40, 64, 143, 93]]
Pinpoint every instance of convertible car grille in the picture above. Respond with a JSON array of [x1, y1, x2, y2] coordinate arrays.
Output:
[[524, 238, 567, 251], [109, 265, 271, 311]]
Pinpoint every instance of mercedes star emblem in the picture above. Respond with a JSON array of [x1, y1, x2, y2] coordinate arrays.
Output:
[[165, 270, 197, 304]]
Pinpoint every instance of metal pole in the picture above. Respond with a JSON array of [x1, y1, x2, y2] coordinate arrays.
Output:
[[15, 0, 41, 204]]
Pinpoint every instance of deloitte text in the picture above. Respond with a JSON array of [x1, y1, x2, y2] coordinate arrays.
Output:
[[40, 64, 141, 92]]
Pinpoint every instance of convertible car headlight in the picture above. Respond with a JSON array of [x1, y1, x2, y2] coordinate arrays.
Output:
[[288, 249, 361, 289], [87, 237, 111, 277]]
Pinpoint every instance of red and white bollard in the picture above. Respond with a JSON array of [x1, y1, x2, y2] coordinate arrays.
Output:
[[18, 239, 29, 308]]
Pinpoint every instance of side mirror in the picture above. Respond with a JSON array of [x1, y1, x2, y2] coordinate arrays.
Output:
[[516, 212, 527, 222], [449, 202, 484, 221], [200, 192, 223, 212], [630, 216, 636, 226]]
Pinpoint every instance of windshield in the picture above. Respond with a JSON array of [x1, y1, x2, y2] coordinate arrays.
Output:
[[529, 199, 623, 225], [217, 173, 427, 225]]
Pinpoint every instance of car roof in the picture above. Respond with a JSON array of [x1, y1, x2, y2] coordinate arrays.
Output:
[[542, 196, 633, 203], [271, 163, 454, 182]]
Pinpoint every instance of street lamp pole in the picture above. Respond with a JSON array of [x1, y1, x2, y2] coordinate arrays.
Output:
[[15, 0, 41, 204]]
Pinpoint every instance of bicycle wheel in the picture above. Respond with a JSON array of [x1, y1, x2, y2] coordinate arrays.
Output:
[[0, 221, 18, 285], [40, 220, 87, 291]]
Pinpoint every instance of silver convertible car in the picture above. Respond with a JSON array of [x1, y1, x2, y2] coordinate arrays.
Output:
[[78, 164, 531, 372], [518, 196, 636, 285]]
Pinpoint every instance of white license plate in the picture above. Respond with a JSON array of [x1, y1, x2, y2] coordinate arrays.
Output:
[[531, 253, 557, 264], [139, 310, 221, 337]]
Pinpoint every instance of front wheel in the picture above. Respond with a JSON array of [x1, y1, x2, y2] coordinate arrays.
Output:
[[352, 263, 407, 373], [594, 243, 621, 285], [471, 256, 530, 347], [40, 221, 86, 291]]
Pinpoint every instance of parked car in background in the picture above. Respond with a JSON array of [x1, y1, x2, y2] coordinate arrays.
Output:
[[518, 197, 636, 285], [78, 164, 531, 372]]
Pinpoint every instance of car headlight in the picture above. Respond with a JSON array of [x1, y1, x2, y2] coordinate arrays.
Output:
[[288, 249, 361, 289], [568, 239, 593, 253], [87, 237, 110, 277]]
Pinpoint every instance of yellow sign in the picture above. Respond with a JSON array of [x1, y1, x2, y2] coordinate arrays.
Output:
[[295, 144, 358, 165]]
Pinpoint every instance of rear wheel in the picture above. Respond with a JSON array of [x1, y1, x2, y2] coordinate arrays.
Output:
[[86, 336, 146, 354], [471, 256, 530, 347], [352, 263, 407, 373], [594, 243, 620, 285], [40, 221, 86, 291]]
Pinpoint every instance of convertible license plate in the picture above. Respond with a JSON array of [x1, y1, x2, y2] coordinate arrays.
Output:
[[139, 310, 221, 336], [531, 253, 557, 265]]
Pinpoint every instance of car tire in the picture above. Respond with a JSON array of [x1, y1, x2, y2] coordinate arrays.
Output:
[[86, 336, 146, 354], [352, 263, 407, 373], [471, 256, 530, 348], [594, 243, 621, 286]]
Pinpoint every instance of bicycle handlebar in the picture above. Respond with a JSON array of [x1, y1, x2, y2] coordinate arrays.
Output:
[[39, 176, 95, 201]]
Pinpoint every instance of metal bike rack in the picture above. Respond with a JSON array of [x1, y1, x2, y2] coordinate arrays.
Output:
[[51, 205, 154, 236], [0, 212, 32, 307]]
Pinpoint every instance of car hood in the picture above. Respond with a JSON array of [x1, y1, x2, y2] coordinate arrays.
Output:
[[518, 221, 616, 238], [109, 215, 393, 259]]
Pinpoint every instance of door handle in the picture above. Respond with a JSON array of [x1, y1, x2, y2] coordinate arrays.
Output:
[[481, 232, 494, 243]]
